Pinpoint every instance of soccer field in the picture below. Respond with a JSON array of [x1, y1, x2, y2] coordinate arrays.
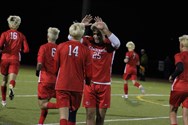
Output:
[[0, 66, 183, 125]]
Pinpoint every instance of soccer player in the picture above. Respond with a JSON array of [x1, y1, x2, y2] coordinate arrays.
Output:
[[122, 41, 145, 99], [54, 22, 92, 125], [169, 35, 188, 125], [0, 15, 29, 106], [81, 15, 121, 125], [36, 27, 60, 124]]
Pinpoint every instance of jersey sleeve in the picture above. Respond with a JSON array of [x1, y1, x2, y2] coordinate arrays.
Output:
[[22, 35, 29, 53], [37, 45, 45, 64]]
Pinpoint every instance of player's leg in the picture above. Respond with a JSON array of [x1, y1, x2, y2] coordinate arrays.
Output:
[[83, 84, 96, 125], [38, 82, 57, 124], [122, 73, 129, 99], [169, 105, 178, 125], [68, 109, 78, 125], [56, 90, 70, 125], [8, 60, 20, 100], [38, 99, 49, 124], [1, 75, 8, 107], [8, 73, 17, 100], [59, 107, 69, 125], [182, 107, 188, 125], [182, 96, 188, 125], [96, 85, 110, 125], [132, 79, 145, 94], [85, 108, 96, 125], [96, 108, 107, 125], [68, 92, 82, 125], [0, 60, 9, 106], [122, 80, 128, 99]]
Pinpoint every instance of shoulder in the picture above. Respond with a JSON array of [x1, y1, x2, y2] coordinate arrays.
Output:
[[175, 53, 181, 57], [16, 30, 25, 36], [57, 42, 65, 47]]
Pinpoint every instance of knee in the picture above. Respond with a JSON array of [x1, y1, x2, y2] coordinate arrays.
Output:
[[87, 111, 95, 120], [1, 76, 8, 86], [38, 101, 47, 109]]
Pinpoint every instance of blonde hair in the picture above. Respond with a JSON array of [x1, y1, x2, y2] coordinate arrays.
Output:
[[179, 35, 188, 47], [47, 27, 60, 42], [69, 23, 85, 40], [7, 15, 21, 29], [126, 41, 135, 50]]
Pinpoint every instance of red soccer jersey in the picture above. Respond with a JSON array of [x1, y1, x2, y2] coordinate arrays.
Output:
[[54, 40, 92, 92], [0, 29, 29, 61], [124, 51, 139, 74], [37, 42, 57, 83], [171, 51, 188, 92], [82, 36, 115, 85]]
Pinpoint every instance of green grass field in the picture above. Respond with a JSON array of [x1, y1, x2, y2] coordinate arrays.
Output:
[[0, 66, 183, 125]]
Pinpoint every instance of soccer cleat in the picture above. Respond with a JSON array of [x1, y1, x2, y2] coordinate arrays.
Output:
[[140, 86, 145, 94], [122, 94, 128, 99], [9, 88, 14, 100], [1, 101, 6, 107]]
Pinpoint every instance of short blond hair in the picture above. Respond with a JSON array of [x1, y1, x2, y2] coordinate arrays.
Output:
[[69, 23, 85, 40], [179, 35, 188, 47], [7, 15, 21, 29], [47, 27, 60, 42], [126, 41, 135, 50]]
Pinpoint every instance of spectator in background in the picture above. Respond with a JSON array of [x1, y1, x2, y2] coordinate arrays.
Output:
[[122, 41, 145, 99], [0, 15, 29, 107], [36, 27, 60, 124], [139, 49, 148, 81], [54, 22, 92, 125], [168, 35, 188, 125], [164, 55, 173, 79]]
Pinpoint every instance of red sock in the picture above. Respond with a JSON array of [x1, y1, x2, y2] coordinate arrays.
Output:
[[68, 121, 75, 125], [1, 86, 7, 101], [10, 80, 16, 88], [171, 124, 177, 125], [47, 102, 57, 109], [60, 119, 67, 125], [124, 84, 128, 94], [134, 82, 140, 88], [38, 109, 48, 124]]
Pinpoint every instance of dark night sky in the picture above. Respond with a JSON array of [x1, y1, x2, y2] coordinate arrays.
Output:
[[0, 0, 188, 77]]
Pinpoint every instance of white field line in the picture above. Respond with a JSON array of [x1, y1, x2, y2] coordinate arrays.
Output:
[[10, 78, 172, 124], [12, 93, 169, 97], [36, 116, 182, 125], [8, 79, 172, 125]]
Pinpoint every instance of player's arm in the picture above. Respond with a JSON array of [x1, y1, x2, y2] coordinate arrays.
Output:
[[36, 46, 44, 77], [124, 56, 129, 63], [108, 33, 120, 49], [93, 16, 121, 49], [21, 35, 29, 53], [95, 19, 120, 52], [53, 45, 60, 76], [0, 33, 6, 53], [106, 33, 121, 53], [169, 62, 184, 82]]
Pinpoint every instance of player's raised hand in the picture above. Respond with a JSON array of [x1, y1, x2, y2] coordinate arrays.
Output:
[[94, 16, 103, 23], [81, 14, 93, 26]]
